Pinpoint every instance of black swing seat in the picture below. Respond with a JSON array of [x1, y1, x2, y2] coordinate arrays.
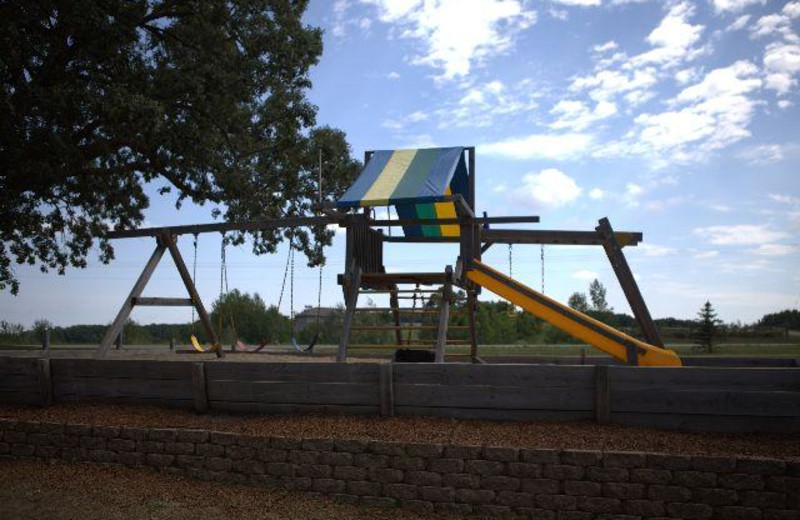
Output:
[[290, 332, 318, 353]]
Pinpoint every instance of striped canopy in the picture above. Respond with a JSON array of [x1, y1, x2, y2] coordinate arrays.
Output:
[[336, 147, 470, 238]]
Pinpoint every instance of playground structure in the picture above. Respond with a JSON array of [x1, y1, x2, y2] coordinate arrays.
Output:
[[99, 146, 681, 367]]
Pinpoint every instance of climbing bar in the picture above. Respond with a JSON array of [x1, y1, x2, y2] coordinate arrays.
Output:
[[131, 297, 193, 306]]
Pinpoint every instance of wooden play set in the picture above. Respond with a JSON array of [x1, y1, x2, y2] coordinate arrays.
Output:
[[100, 146, 682, 367]]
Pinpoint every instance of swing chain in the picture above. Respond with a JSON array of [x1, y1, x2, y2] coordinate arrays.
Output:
[[508, 243, 513, 279], [191, 234, 198, 328], [541, 244, 545, 294]]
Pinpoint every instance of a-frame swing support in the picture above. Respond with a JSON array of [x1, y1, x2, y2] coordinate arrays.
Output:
[[97, 233, 222, 358]]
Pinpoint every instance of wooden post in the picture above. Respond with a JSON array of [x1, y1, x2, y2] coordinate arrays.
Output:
[[169, 337, 175, 351], [435, 266, 453, 363], [379, 362, 394, 417], [580, 347, 587, 365], [97, 241, 166, 357], [596, 218, 664, 348], [595, 365, 611, 425], [337, 266, 362, 363], [191, 362, 209, 413], [389, 287, 403, 346], [163, 232, 223, 359], [115, 328, 123, 350], [42, 329, 50, 353], [37, 358, 52, 407], [467, 291, 479, 362]]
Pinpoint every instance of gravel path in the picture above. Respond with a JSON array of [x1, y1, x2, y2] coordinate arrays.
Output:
[[2, 403, 798, 460], [0, 459, 465, 520]]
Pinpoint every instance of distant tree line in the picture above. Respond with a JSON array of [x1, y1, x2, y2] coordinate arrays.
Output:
[[1, 282, 797, 347]]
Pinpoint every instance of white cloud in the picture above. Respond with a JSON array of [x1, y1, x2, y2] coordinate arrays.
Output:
[[570, 68, 658, 103], [382, 110, 429, 129], [694, 224, 790, 245], [363, 0, 536, 80], [763, 42, 800, 95], [593, 41, 618, 53], [630, 60, 762, 161], [694, 250, 719, 259], [550, 100, 617, 131], [572, 269, 599, 281], [448, 80, 539, 127], [589, 188, 605, 200], [638, 243, 677, 256], [509, 168, 583, 209], [628, 2, 705, 69], [727, 14, 751, 31], [552, 0, 601, 5], [386, 71, 401, 79], [770, 194, 800, 205], [738, 144, 786, 164], [548, 8, 569, 20], [749, 244, 798, 256], [711, 0, 766, 14], [482, 133, 593, 160]]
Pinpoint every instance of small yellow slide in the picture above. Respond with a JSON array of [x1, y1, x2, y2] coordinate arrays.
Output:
[[466, 260, 681, 366]]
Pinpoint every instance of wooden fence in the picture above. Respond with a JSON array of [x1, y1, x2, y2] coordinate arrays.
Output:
[[1, 356, 798, 432]]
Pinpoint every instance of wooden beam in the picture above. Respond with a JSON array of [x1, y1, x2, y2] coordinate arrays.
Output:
[[483, 229, 643, 247], [108, 215, 337, 239], [379, 362, 394, 417], [132, 297, 194, 306], [191, 362, 209, 414], [37, 358, 52, 407], [97, 242, 166, 357], [337, 265, 362, 363], [596, 218, 664, 348], [467, 291, 479, 362], [595, 365, 611, 425], [163, 233, 223, 358], [435, 267, 453, 363]]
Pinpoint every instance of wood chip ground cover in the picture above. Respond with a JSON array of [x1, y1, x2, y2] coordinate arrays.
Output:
[[2, 402, 798, 460]]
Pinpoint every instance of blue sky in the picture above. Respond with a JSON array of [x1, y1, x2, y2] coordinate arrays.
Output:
[[2, 0, 799, 327]]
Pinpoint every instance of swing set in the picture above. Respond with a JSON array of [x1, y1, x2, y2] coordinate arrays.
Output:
[[98, 146, 681, 367], [185, 232, 323, 354]]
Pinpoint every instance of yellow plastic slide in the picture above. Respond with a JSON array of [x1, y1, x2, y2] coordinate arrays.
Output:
[[466, 260, 681, 366]]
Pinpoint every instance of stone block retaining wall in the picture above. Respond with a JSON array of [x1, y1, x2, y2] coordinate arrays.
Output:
[[1, 419, 798, 519]]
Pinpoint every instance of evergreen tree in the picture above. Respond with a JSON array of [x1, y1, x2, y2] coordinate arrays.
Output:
[[695, 300, 721, 354]]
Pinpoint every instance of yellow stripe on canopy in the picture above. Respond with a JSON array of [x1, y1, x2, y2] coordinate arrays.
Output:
[[361, 149, 417, 206], [434, 187, 460, 237]]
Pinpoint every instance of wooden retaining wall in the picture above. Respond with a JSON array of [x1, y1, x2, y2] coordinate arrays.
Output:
[[1, 357, 799, 433]]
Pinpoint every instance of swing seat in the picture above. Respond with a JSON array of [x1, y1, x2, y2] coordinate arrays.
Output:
[[235, 339, 270, 353], [290, 332, 317, 353], [190, 335, 218, 353]]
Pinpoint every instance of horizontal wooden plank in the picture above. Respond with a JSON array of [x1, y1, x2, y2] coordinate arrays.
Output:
[[54, 377, 193, 400], [610, 367, 800, 391], [0, 374, 40, 393], [0, 391, 43, 405], [394, 384, 593, 410], [0, 356, 39, 375], [612, 412, 800, 433], [682, 357, 798, 367], [393, 364, 595, 388], [56, 394, 194, 409], [205, 362, 380, 384], [611, 389, 800, 417], [209, 401, 378, 416], [395, 406, 593, 422], [207, 381, 379, 406], [52, 359, 193, 380]]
